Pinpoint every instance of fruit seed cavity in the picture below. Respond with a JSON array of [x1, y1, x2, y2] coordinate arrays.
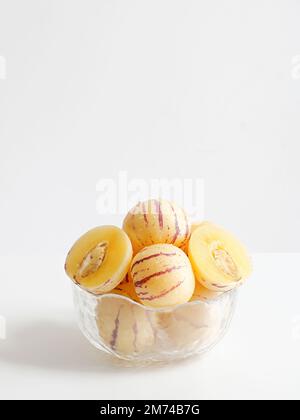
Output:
[[77, 242, 108, 279]]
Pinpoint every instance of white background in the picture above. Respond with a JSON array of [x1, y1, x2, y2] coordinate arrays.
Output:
[[0, 0, 300, 400], [0, 0, 300, 255]]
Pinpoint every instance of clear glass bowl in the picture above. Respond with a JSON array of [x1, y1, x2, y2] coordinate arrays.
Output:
[[73, 284, 237, 363]]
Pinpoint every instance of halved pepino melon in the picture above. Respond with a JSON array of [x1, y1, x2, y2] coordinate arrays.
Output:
[[65, 226, 133, 294], [188, 222, 252, 292]]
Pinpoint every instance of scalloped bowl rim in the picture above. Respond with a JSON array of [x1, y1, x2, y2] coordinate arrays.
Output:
[[72, 283, 237, 313]]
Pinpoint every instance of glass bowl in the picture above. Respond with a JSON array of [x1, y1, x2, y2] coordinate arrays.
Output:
[[72, 284, 237, 363]]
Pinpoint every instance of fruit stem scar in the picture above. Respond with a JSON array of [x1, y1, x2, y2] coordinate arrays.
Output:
[[77, 242, 108, 279]]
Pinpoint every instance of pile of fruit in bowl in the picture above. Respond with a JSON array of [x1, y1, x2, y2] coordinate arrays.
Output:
[[65, 199, 252, 362]]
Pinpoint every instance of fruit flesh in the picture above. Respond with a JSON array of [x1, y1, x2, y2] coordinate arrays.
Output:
[[65, 226, 133, 294], [96, 296, 156, 355], [188, 223, 252, 291], [123, 199, 191, 254], [130, 244, 195, 308], [182, 221, 210, 254]]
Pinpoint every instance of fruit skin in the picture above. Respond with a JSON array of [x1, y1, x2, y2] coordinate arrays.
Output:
[[130, 244, 195, 308], [182, 221, 211, 254], [156, 301, 222, 350], [188, 222, 252, 292], [123, 199, 191, 254], [65, 226, 133, 294], [110, 275, 139, 301], [190, 281, 223, 302], [96, 296, 156, 356]]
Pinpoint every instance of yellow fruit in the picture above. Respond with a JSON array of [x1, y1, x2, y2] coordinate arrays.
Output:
[[110, 275, 139, 301], [190, 281, 223, 301], [157, 302, 221, 350], [181, 221, 210, 254], [96, 296, 156, 356], [188, 222, 252, 292], [65, 226, 133, 294], [123, 199, 190, 254], [131, 244, 195, 308]]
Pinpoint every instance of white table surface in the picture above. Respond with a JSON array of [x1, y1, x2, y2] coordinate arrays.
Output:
[[0, 253, 299, 400]]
